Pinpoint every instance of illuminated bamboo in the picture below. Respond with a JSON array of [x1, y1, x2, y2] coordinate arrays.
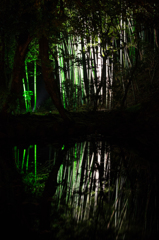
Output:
[[26, 146, 30, 171], [17, 5, 152, 112], [22, 149, 26, 172], [25, 60, 31, 110], [34, 60, 37, 111], [22, 78, 28, 110]]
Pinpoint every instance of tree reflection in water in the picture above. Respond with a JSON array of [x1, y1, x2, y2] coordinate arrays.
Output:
[[13, 138, 159, 240]]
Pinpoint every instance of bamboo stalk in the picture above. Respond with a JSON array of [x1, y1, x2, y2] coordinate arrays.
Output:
[[34, 60, 37, 111]]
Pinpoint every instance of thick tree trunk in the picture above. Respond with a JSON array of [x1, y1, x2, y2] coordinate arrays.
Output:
[[39, 35, 72, 122], [11, 34, 32, 94], [39, 146, 66, 233], [2, 33, 32, 114]]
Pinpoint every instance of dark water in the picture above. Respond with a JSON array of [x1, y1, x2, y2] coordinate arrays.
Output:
[[0, 136, 159, 240]]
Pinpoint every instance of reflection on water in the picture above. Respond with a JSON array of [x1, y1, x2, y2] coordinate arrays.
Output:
[[55, 141, 112, 222], [13, 139, 159, 239], [14, 145, 37, 178]]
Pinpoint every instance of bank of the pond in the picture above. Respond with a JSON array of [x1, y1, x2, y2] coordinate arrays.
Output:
[[0, 102, 159, 146]]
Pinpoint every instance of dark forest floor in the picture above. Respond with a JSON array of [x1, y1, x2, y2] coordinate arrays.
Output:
[[0, 101, 159, 141], [0, 96, 159, 149], [0, 91, 159, 149]]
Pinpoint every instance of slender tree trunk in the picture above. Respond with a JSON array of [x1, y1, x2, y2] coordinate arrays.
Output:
[[121, 50, 139, 108], [102, 56, 107, 107], [154, 29, 159, 48], [81, 38, 88, 103], [39, 35, 72, 122], [2, 33, 32, 114]]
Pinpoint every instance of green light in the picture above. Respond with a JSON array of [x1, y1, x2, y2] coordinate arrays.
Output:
[[59, 51, 65, 108], [22, 78, 28, 110], [25, 60, 31, 110], [62, 145, 65, 150], [22, 149, 26, 171], [23, 91, 33, 111], [25, 61, 29, 87], [34, 60, 37, 111], [75, 143, 77, 159], [26, 146, 30, 171]]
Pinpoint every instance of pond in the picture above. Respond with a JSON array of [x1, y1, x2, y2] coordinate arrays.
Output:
[[0, 136, 159, 240]]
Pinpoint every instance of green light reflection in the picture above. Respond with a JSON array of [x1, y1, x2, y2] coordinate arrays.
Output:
[[34, 60, 37, 111], [22, 149, 26, 172]]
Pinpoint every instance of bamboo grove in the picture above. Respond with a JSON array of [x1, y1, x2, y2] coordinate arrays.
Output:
[[24, 2, 159, 111], [1, 0, 159, 114]]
